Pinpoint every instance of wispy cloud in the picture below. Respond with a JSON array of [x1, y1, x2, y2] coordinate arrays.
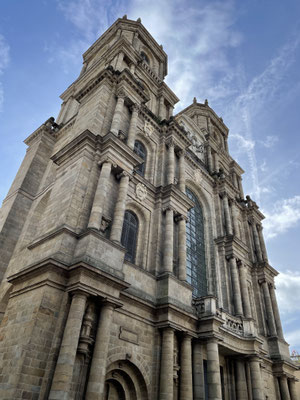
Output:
[[129, 0, 242, 108], [263, 195, 300, 240], [258, 135, 279, 149], [52, 0, 127, 73], [225, 35, 300, 202], [0, 34, 10, 111]]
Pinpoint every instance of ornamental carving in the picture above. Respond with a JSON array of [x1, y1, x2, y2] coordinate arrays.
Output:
[[136, 183, 147, 201], [143, 120, 154, 137], [194, 169, 203, 185]]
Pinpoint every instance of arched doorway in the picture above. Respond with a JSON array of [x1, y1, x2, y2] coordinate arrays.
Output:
[[104, 360, 148, 400]]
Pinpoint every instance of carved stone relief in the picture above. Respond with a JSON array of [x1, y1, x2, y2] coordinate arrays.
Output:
[[136, 183, 147, 201]]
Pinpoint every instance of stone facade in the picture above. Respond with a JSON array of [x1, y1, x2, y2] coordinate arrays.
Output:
[[0, 16, 298, 400]]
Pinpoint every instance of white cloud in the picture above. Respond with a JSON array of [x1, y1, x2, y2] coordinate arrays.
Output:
[[0, 34, 10, 111], [129, 0, 242, 108], [275, 271, 300, 349], [285, 329, 300, 352], [53, 0, 128, 73], [259, 135, 279, 149], [262, 196, 300, 240]]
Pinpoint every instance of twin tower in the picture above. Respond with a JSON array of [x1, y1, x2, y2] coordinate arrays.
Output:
[[0, 16, 297, 400]]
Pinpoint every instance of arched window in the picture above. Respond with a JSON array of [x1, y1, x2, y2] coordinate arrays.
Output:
[[186, 188, 207, 297], [134, 140, 147, 176], [121, 211, 139, 263]]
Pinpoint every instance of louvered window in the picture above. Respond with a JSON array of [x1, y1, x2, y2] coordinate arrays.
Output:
[[121, 211, 138, 263], [134, 140, 146, 176], [186, 188, 207, 297]]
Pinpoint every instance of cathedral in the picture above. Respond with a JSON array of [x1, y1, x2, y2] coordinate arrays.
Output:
[[0, 16, 298, 400]]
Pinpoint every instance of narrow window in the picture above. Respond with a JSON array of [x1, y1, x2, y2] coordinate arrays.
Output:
[[186, 188, 207, 297], [121, 211, 138, 263], [134, 140, 147, 176]]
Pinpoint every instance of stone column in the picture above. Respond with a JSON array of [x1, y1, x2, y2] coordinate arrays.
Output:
[[159, 96, 165, 120], [166, 139, 175, 185], [193, 342, 205, 400], [252, 223, 263, 263], [238, 176, 245, 198], [236, 360, 248, 400], [127, 104, 139, 149], [159, 328, 174, 400], [269, 284, 284, 339], [245, 362, 253, 400], [110, 171, 130, 242], [177, 215, 187, 281], [288, 379, 298, 400], [231, 199, 239, 237], [85, 302, 115, 400], [163, 207, 174, 273], [213, 151, 219, 171], [206, 145, 213, 174], [257, 224, 268, 262], [279, 376, 291, 400], [49, 292, 88, 399], [238, 261, 252, 318], [178, 150, 186, 192], [232, 171, 239, 189], [222, 193, 233, 235], [180, 334, 193, 400], [224, 137, 229, 152], [88, 161, 112, 230], [249, 356, 264, 400], [261, 280, 277, 336], [228, 256, 243, 316], [110, 91, 125, 135], [206, 338, 222, 400]]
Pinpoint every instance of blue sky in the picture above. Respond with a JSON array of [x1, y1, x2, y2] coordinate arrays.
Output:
[[0, 1, 300, 352]]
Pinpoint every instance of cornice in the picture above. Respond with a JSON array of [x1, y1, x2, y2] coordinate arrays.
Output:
[[74, 67, 116, 103]]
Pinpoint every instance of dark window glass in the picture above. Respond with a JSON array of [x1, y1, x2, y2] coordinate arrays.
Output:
[[121, 211, 138, 263], [186, 188, 207, 297], [134, 140, 147, 176], [203, 360, 208, 400]]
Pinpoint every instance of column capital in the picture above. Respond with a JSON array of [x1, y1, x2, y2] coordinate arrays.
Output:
[[101, 298, 123, 310], [130, 103, 140, 113], [247, 354, 261, 363], [177, 148, 186, 158], [181, 331, 193, 340], [163, 206, 177, 214], [220, 191, 229, 199], [166, 137, 175, 148], [258, 278, 268, 285], [256, 223, 263, 231], [226, 254, 236, 262], [116, 89, 126, 98], [175, 214, 188, 223], [98, 157, 115, 168], [69, 289, 90, 300], [116, 170, 132, 181]]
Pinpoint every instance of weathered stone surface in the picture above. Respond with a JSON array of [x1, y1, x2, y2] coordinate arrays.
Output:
[[0, 16, 297, 400]]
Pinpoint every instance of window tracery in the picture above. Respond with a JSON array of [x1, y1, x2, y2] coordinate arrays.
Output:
[[121, 210, 139, 263], [134, 140, 147, 176], [186, 188, 207, 297]]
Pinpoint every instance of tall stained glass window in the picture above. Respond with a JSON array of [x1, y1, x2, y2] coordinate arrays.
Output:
[[134, 140, 147, 176], [121, 211, 138, 263], [186, 188, 207, 297]]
